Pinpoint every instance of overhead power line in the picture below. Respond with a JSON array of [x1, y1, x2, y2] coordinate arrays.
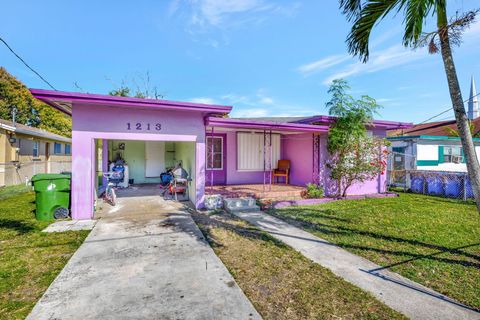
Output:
[[418, 108, 452, 124], [0, 35, 57, 91], [417, 91, 480, 125]]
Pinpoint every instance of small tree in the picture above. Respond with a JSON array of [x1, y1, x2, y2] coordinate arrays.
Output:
[[108, 83, 131, 97], [326, 79, 388, 197]]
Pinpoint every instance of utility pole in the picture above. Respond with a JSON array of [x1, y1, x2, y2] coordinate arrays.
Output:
[[11, 106, 17, 127]]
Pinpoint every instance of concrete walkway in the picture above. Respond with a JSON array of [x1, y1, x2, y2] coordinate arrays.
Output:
[[28, 187, 260, 320], [232, 211, 480, 320]]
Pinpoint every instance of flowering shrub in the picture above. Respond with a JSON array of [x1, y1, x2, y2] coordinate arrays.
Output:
[[327, 136, 389, 197]]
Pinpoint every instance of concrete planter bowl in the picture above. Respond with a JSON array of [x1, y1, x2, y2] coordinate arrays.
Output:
[[204, 194, 224, 210]]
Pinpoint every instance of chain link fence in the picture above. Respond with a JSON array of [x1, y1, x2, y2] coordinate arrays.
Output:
[[388, 169, 474, 200], [387, 151, 472, 201], [0, 161, 72, 187]]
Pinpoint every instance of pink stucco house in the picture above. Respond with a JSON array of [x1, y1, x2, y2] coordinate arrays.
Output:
[[30, 89, 410, 220]]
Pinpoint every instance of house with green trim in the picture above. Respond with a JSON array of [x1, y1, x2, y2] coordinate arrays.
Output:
[[387, 135, 480, 173], [388, 76, 480, 173]]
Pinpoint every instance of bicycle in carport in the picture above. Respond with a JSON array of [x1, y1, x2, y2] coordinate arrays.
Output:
[[102, 172, 121, 206]]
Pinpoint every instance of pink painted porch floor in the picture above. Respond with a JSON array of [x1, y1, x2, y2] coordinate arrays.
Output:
[[206, 184, 305, 200]]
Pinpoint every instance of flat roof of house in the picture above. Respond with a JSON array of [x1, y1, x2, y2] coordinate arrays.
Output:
[[29, 89, 412, 131], [294, 115, 413, 130], [0, 118, 71, 143], [29, 89, 233, 116], [388, 117, 480, 137], [230, 116, 313, 123], [231, 116, 412, 130], [387, 135, 480, 142], [206, 117, 330, 133]]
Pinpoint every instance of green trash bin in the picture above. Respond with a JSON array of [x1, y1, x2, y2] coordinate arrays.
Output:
[[31, 173, 71, 221]]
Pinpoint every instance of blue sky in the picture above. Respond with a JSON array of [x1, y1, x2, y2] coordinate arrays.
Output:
[[1, 0, 479, 123]]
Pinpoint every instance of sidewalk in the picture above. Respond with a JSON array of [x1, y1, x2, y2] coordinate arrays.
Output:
[[232, 211, 480, 320]]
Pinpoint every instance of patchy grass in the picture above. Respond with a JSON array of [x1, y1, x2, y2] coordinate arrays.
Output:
[[0, 184, 32, 201], [192, 210, 405, 320], [0, 191, 89, 319], [271, 193, 480, 310]]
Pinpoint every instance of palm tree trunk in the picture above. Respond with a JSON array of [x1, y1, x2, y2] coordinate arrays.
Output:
[[437, 6, 480, 212]]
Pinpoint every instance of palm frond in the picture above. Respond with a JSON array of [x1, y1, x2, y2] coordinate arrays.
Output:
[[340, 0, 363, 21], [403, 0, 436, 47], [443, 126, 460, 137], [443, 121, 476, 137], [347, 0, 407, 62]]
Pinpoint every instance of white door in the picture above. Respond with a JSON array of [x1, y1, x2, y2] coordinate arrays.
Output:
[[145, 141, 165, 177]]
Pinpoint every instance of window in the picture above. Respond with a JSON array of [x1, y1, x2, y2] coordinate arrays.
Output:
[[443, 146, 462, 163], [54, 142, 62, 154], [237, 132, 280, 171], [33, 141, 39, 157], [65, 144, 71, 155], [207, 136, 223, 170]]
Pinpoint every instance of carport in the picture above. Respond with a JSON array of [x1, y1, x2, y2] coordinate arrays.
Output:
[[30, 89, 232, 219]]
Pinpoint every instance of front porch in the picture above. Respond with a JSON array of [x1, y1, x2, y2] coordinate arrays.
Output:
[[206, 183, 305, 200], [204, 117, 329, 201]]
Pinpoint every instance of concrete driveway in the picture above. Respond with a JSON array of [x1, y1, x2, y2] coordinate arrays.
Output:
[[27, 185, 260, 320]]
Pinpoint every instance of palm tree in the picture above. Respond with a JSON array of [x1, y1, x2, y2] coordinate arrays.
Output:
[[339, 0, 480, 212]]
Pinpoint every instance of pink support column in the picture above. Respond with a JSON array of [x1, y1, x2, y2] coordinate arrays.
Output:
[[210, 127, 214, 192], [379, 144, 387, 193], [196, 140, 206, 208], [71, 131, 95, 219], [102, 139, 109, 187]]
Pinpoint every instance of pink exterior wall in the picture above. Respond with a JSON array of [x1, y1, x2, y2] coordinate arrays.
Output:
[[321, 129, 387, 196], [71, 105, 207, 219], [282, 133, 314, 186]]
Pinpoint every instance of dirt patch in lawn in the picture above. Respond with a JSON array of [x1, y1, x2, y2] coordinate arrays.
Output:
[[192, 210, 406, 320]]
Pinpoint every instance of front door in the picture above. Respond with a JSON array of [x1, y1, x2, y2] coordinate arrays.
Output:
[[206, 134, 226, 185]]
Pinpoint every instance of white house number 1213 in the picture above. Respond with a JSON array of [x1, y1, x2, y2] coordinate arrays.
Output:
[[126, 123, 162, 131]]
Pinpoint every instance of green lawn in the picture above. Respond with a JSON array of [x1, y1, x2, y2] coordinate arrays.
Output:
[[271, 193, 480, 310], [193, 210, 405, 319], [0, 185, 89, 319]]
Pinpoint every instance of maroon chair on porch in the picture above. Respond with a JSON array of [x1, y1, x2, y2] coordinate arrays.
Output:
[[272, 160, 290, 184]]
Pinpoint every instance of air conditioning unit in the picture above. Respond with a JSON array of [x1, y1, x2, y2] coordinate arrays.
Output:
[[452, 155, 462, 164]]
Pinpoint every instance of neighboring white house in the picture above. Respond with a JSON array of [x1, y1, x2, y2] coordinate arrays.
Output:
[[388, 135, 480, 173], [388, 76, 480, 173]]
